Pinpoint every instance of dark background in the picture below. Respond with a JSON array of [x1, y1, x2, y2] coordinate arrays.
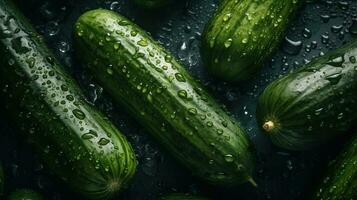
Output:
[[0, 0, 356, 199]]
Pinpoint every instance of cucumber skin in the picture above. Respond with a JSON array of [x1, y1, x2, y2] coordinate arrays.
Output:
[[74, 9, 255, 185], [313, 134, 357, 200], [0, 1, 137, 199], [161, 193, 209, 200], [8, 189, 43, 200], [133, 0, 172, 9], [256, 40, 357, 151], [0, 162, 3, 196], [201, 0, 300, 82]]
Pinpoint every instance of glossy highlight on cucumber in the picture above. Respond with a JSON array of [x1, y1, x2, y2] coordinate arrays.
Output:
[[74, 9, 256, 186], [201, 0, 301, 82], [257, 40, 357, 150], [0, 1, 137, 199]]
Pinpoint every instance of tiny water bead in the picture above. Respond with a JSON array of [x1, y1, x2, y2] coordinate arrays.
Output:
[[224, 38, 233, 48], [73, 109, 86, 120], [98, 138, 110, 146]]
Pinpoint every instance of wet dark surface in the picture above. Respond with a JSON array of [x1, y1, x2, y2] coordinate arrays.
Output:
[[0, 0, 356, 199]]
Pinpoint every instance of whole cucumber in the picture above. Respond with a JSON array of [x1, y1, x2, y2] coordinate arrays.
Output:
[[8, 189, 43, 200], [313, 133, 357, 200], [0, 1, 137, 199], [201, 0, 301, 82], [257, 40, 357, 150], [74, 9, 256, 186]]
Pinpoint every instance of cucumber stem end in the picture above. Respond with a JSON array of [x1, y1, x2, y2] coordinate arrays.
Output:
[[263, 121, 275, 132]]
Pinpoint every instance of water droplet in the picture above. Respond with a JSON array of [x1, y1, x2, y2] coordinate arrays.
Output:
[[224, 154, 234, 162], [164, 55, 172, 62], [320, 14, 330, 23], [177, 90, 187, 99], [188, 108, 197, 115], [137, 39, 148, 47], [221, 121, 228, 127], [223, 13, 231, 22], [331, 25, 343, 33], [58, 41, 70, 53], [282, 37, 302, 55], [107, 68, 113, 75], [224, 38, 233, 48], [98, 138, 110, 146], [73, 109, 85, 120], [327, 55, 344, 67], [175, 73, 186, 82], [81, 130, 98, 140], [302, 28, 312, 38], [321, 34, 329, 44], [315, 108, 323, 116], [118, 20, 130, 26], [110, 1, 120, 10], [326, 73, 342, 85]]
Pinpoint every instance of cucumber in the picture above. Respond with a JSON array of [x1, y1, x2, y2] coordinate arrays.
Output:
[[161, 193, 209, 200], [256, 40, 357, 151], [74, 9, 256, 186], [0, 162, 3, 196], [133, 0, 172, 9], [0, 1, 137, 199], [313, 133, 357, 200], [8, 189, 43, 200], [201, 0, 301, 82]]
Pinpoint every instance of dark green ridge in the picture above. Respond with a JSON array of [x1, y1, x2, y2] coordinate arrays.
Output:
[[0, 1, 137, 199], [74, 9, 256, 186]]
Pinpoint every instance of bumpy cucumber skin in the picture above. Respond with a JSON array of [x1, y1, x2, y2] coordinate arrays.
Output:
[[74, 9, 255, 185], [133, 0, 172, 9], [257, 40, 357, 151], [8, 189, 43, 200], [201, 0, 300, 82], [0, 162, 3, 197], [313, 134, 357, 200], [161, 193, 209, 200], [0, 1, 137, 199]]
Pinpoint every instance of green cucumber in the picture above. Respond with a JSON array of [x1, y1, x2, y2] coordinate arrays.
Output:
[[313, 133, 357, 200], [8, 189, 43, 200], [0, 1, 137, 199], [201, 0, 301, 82], [161, 193, 209, 200], [74, 9, 256, 186], [0, 162, 3, 197], [133, 0, 172, 9], [256, 40, 357, 151]]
